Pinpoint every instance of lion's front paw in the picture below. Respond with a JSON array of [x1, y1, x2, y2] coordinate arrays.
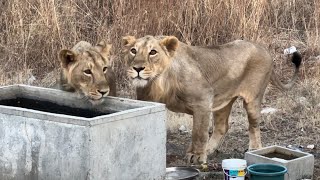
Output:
[[186, 152, 207, 164], [249, 142, 262, 151], [186, 145, 207, 164]]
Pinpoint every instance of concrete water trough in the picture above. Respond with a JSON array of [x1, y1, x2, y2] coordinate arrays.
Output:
[[0, 85, 167, 180], [245, 145, 314, 180]]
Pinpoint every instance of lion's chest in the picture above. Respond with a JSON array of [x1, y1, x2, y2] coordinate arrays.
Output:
[[153, 93, 193, 115], [165, 98, 192, 114]]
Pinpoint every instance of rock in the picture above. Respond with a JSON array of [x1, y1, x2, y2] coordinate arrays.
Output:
[[299, 97, 308, 105], [299, 96, 307, 102], [179, 125, 187, 132], [261, 107, 277, 114], [27, 75, 36, 85], [307, 144, 315, 149], [178, 125, 189, 134]]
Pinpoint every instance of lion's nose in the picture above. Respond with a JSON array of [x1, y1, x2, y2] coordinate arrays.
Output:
[[97, 89, 109, 96], [133, 66, 145, 73]]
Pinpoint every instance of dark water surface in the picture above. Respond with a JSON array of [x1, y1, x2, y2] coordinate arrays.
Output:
[[0, 97, 116, 118]]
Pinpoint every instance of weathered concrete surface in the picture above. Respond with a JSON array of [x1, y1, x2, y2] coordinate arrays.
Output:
[[0, 85, 167, 180], [0, 114, 90, 180], [245, 145, 314, 180]]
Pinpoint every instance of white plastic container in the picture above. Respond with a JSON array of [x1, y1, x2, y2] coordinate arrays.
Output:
[[222, 159, 247, 180]]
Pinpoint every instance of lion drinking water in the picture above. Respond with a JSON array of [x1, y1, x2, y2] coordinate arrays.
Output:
[[58, 40, 116, 104]]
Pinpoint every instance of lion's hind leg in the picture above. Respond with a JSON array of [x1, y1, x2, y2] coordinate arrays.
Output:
[[243, 97, 263, 150]]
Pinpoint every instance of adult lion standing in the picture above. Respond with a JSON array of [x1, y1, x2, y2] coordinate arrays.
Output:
[[122, 35, 301, 164]]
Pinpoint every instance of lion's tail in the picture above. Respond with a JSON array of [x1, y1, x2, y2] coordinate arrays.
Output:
[[270, 51, 302, 91]]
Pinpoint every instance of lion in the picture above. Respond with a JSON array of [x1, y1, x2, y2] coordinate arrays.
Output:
[[58, 40, 116, 103], [122, 35, 302, 164]]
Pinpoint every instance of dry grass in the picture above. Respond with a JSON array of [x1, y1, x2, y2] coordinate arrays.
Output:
[[268, 79, 320, 129], [1, 0, 319, 128], [1, 0, 319, 85]]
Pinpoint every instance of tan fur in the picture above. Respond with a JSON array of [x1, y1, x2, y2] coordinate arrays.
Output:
[[123, 35, 302, 164], [59, 40, 116, 103]]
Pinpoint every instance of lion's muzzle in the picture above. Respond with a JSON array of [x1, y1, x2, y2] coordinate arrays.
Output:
[[133, 66, 145, 73]]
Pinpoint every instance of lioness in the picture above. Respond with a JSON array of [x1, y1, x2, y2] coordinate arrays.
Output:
[[122, 35, 301, 164], [58, 40, 116, 103]]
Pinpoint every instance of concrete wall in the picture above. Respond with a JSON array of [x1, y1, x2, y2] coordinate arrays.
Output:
[[0, 114, 90, 180], [88, 111, 166, 180], [0, 85, 167, 180]]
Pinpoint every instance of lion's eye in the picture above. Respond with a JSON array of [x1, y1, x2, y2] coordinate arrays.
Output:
[[149, 50, 157, 56], [130, 48, 137, 55], [103, 67, 108, 72], [84, 69, 92, 75]]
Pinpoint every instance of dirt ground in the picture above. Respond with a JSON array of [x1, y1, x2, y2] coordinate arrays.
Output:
[[165, 83, 320, 180], [166, 130, 318, 179]]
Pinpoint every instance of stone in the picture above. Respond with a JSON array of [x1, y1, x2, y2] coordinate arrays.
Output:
[[307, 144, 315, 149], [261, 107, 277, 114]]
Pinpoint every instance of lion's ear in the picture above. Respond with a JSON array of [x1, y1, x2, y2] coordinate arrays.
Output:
[[59, 49, 76, 68], [122, 36, 136, 48], [95, 41, 112, 60], [160, 36, 179, 57]]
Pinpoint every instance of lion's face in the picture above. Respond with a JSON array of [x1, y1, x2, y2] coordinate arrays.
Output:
[[122, 36, 179, 87], [59, 41, 112, 102]]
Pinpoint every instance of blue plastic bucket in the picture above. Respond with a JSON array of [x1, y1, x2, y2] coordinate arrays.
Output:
[[248, 164, 287, 180]]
